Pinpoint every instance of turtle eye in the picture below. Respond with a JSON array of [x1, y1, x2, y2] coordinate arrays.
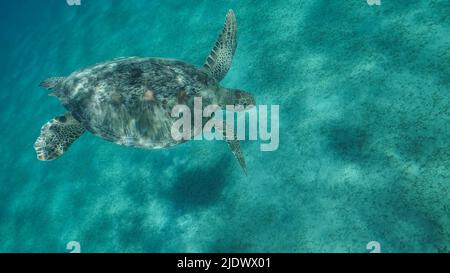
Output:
[[57, 116, 67, 123]]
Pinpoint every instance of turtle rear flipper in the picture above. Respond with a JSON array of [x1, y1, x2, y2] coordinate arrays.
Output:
[[203, 10, 237, 82], [34, 112, 85, 161], [40, 77, 66, 90]]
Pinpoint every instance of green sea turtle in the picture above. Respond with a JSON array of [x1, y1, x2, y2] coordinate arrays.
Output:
[[34, 10, 254, 174]]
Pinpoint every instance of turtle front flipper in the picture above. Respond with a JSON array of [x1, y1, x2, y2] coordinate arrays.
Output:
[[203, 10, 237, 82], [216, 122, 247, 175], [34, 112, 85, 161], [226, 137, 247, 175]]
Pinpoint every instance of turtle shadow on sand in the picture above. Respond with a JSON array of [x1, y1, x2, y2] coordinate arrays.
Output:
[[321, 124, 370, 162], [164, 158, 231, 214]]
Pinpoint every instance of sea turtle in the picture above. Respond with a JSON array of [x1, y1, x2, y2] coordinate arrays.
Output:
[[34, 10, 254, 174]]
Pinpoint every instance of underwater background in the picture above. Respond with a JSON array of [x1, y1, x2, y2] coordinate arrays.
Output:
[[0, 0, 449, 252]]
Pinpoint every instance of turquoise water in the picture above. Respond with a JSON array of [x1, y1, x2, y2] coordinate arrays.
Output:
[[0, 0, 449, 252]]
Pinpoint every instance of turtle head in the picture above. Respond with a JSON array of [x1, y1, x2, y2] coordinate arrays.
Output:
[[221, 88, 255, 111]]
